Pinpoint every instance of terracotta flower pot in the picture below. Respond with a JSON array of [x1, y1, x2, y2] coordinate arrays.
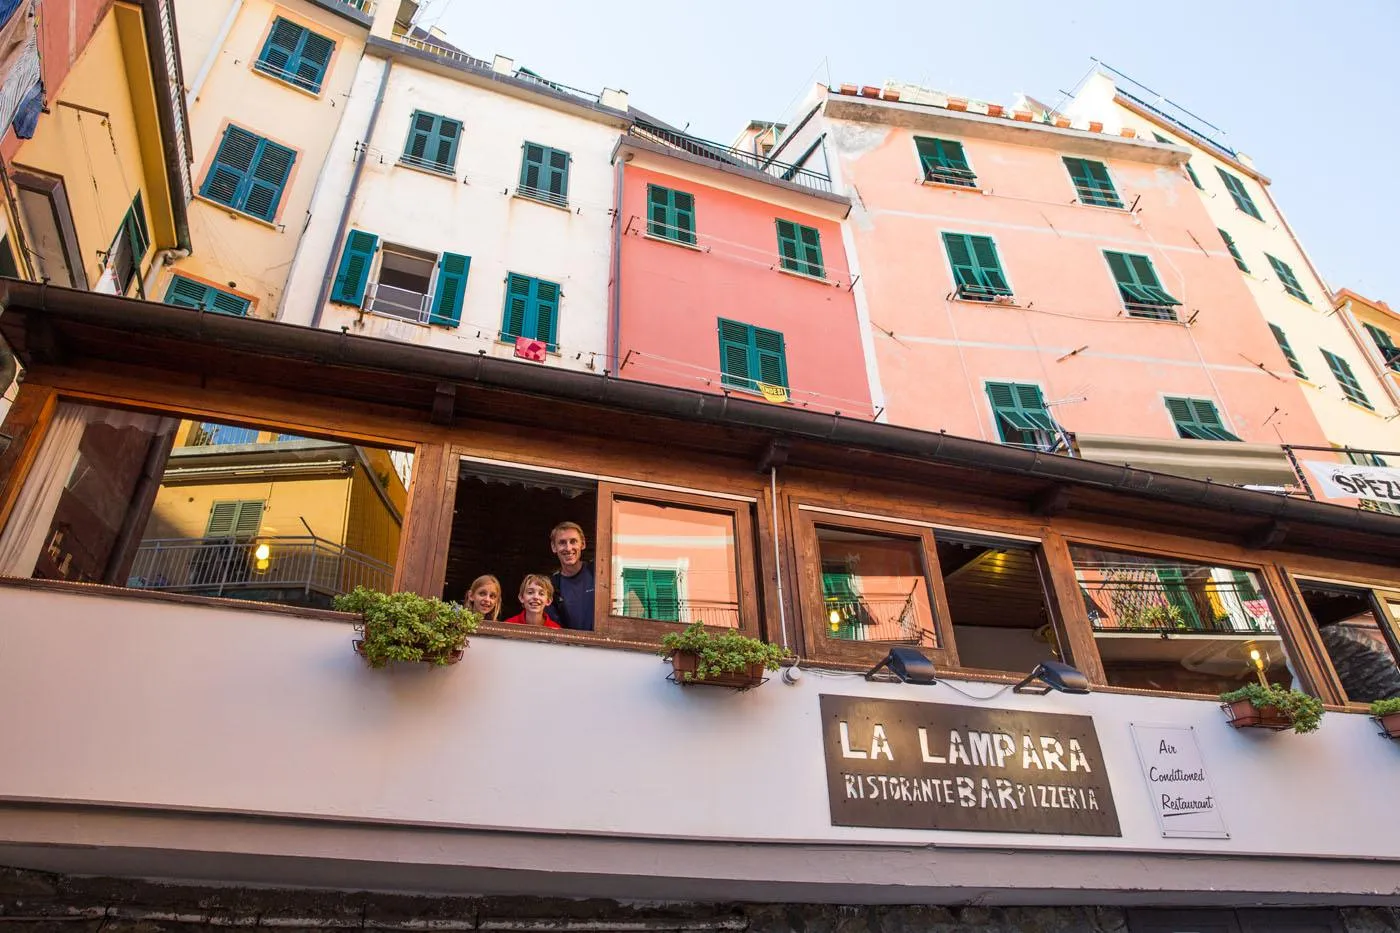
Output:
[[1053, 116, 1071, 128], [946, 97, 968, 112], [860, 85, 880, 98], [1088, 120, 1104, 133], [668, 650, 766, 689], [1120, 127, 1138, 138], [882, 89, 900, 102], [1377, 711, 1400, 738], [839, 84, 858, 96], [1223, 698, 1292, 731], [985, 104, 1005, 118], [1012, 110, 1033, 122]]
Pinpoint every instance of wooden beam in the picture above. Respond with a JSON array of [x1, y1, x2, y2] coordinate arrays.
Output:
[[1246, 519, 1289, 550], [430, 382, 457, 426], [392, 442, 453, 597], [24, 313, 62, 365], [1029, 484, 1071, 517], [756, 438, 789, 473]]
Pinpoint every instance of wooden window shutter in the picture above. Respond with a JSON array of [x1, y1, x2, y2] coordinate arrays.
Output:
[[201, 126, 261, 207], [406, 111, 437, 162], [165, 275, 210, 309], [429, 251, 471, 327], [1217, 167, 1262, 219], [331, 229, 378, 305], [717, 318, 754, 389], [1218, 228, 1248, 272], [295, 31, 335, 93], [502, 273, 531, 340], [531, 278, 560, 350], [775, 219, 800, 270], [205, 500, 263, 538], [752, 326, 788, 388], [243, 138, 296, 221], [1269, 323, 1306, 378]]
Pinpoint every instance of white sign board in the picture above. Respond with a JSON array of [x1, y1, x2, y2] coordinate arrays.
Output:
[[1129, 724, 1228, 839], [1302, 460, 1400, 505]]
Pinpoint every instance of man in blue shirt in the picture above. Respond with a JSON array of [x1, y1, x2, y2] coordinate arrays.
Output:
[[548, 521, 594, 632]]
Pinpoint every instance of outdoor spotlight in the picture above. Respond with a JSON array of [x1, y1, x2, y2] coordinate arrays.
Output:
[[1013, 660, 1091, 695], [864, 646, 939, 685]]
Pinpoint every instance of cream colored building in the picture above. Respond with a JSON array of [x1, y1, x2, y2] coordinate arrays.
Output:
[[1062, 71, 1398, 463]]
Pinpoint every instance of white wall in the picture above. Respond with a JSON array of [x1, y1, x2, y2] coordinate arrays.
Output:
[[280, 55, 622, 373]]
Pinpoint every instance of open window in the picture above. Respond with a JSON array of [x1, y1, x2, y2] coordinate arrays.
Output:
[[0, 402, 410, 610], [12, 167, 87, 289], [1293, 580, 1400, 705], [367, 242, 438, 322], [1071, 544, 1290, 695]]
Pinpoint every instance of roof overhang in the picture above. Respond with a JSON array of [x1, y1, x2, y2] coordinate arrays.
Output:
[[1113, 93, 1271, 185]]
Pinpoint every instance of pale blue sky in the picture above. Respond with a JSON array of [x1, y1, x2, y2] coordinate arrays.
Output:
[[431, 0, 1399, 303]]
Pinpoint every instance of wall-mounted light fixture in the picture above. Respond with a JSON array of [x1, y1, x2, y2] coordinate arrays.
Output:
[[865, 646, 939, 685], [1013, 660, 1091, 696]]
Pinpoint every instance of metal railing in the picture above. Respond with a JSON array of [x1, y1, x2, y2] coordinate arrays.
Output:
[[393, 33, 490, 70], [1075, 568, 1276, 634], [613, 598, 740, 628], [128, 535, 393, 602], [631, 119, 833, 194], [338, 0, 377, 13], [1094, 60, 1237, 157], [825, 595, 929, 644], [366, 282, 431, 324]]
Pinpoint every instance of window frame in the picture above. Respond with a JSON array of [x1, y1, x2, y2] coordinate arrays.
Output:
[[1102, 250, 1181, 319], [941, 230, 1013, 301], [1216, 166, 1263, 220], [400, 110, 462, 176], [517, 141, 571, 207], [1285, 574, 1400, 710], [645, 183, 697, 245], [913, 136, 978, 188], [594, 482, 760, 643], [1321, 348, 1372, 409], [252, 16, 336, 95], [774, 218, 825, 279], [1062, 156, 1124, 209], [12, 166, 88, 289], [198, 124, 297, 224]]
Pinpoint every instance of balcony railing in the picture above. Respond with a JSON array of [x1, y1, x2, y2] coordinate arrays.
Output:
[[612, 598, 740, 628], [393, 33, 490, 70], [338, 0, 377, 13], [631, 119, 833, 194], [1076, 570, 1277, 635], [825, 595, 928, 644], [127, 535, 393, 603], [366, 282, 431, 324]]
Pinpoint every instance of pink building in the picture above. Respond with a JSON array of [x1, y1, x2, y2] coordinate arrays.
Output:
[[770, 86, 1331, 484], [611, 129, 873, 418]]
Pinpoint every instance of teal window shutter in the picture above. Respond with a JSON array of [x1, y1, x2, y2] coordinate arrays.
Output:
[[985, 382, 1056, 447], [1103, 251, 1180, 319], [1322, 349, 1372, 409], [717, 318, 787, 392], [255, 18, 335, 94], [775, 219, 824, 277], [124, 192, 149, 261], [330, 229, 378, 305], [942, 232, 1011, 300], [164, 275, 251, 316], [1184, 161, 1203, 190], [428, 252, 470, 327], [201, 126, 296, 221], [1269, 323, 1306, 379], [500, 274, 559, 350], [647, 184, 696, 244], [915, 137, 976, 187], [519, 143, 570, 206], [1363, 323, 1400, 372], [1218, 228, 1248, 272], [1063, 157, 1122, 208], [620, 567, 680, 622], [204, 500, 264, 538], [1265, 253, 1310, 304], [1216, 167, 1262, 220], [1165, 397, 1241, 441], [201, 126, 261, 207], [402, 111, 461, 173], [241, 137, 294, 221]]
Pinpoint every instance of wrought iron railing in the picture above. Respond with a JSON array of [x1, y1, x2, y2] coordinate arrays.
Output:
[[128, 535, 393, 602], [1076, 568, 1276, 634], [631, 119, 833, 194], [366, 282, 430, 324], [613, 598, 739, 628], [824, 595, 929, 644]]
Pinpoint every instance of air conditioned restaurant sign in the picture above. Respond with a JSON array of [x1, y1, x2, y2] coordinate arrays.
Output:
[[820, 694, 1121, 836]]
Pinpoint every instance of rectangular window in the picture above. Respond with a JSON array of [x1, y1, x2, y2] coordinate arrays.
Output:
[[813, 523, 939, 652], [200, 125, 296, 222], [937, 532, 1061, 676], [105, 192, 150, 296], [1103, 251, 1181, 319], [1218, 228, 1248, 272], [1165, 397, 1241, 441], [1269, 323, 1306, 379], [942, 232, 1011, 300], [1062, 156, 1122, 208], [717, 318, 788, 393], [204, 499, 265, 538], [334, 233, 469, 328], [1266, 253, 1310, 304], [518, 142, 570, 207], [915, 137, 976, 187], [254, 17, 335, 94], [502, 273, 560, 350], [164, 275, 252, 317], [1072, 544, 1286, 696], [1217, 167, 1262, 220], [1294, 581, 1400, 706], [775, 219, 824, 278], [646, 184, 696, 245], [1363, 323, 1400, 372], [985, 382, 1058, 449], [1322, 349, 1372, 409], [610, 494, 741, 628], [13, 168, 87, 288], [402, 111, 461, 174]]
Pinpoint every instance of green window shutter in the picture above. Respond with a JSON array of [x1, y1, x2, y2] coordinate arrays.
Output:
[[1363, 323, 1400, 372], [752, 326, 788, 388], [330, 229, 378, 305], [204, 500, 264, 538], [255, 18, 303, 82], [1265, 254, 1310, 304], [1269, 323, 1306, 378], [208, 290, 251, 317], [1103, 251, 1180, 318], [1184, 161, 1203, 190], [164, 275, 250, 316], [500, 274, 558, 349], [293, 31, 334, 93], [1154, 567, 1204, 629], [718, 318, 755, 389], [531, 278, 560, 350], [621, 568, 680, 622], [915, 137, 976, 187], [1322, 349, 1372, 409], [942, 233, 1011, 299], [1218, 228, 1248, 272], [502, 273, 531, 341], [1063, 157, 1122, 208], [428, 252, 470, 327], [647, 185, 696, 244], [1166, 397, 1240, 441], [405, 111, 435, 162], [241, 137, 296, 221], [775, 219, 800, 271], [1216, 167, 1262, 220], [124, 192, 150, 261], [201, 126, 261, 207], [985, 382, 1055, 446], [776, 219, 823, 277], [519, 143, 569, 206]]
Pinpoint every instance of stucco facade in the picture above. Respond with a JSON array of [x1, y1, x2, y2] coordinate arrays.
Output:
[[613, 141, 871, 416]]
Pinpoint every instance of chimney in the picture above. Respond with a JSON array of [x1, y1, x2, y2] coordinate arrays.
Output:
[[600, 88, 629, 111], [492, 54, 515, 75]]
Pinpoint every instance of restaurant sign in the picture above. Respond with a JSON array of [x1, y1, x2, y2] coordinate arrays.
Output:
[[1129, 724, 1228, 839], [820, 694, 1120, 836], [1302, 460, 1400, 505]]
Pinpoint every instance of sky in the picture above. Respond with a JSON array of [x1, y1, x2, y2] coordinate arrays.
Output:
[[428, 0, 1400, 304]]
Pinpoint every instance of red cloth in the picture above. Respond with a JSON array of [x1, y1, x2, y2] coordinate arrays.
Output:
[[502, 610, 561, 629]]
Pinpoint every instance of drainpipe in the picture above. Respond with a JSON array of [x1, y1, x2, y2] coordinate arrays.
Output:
[[310, 59, 392, 330], [141, 248, 189, 302], [607, 153, 627, 375], [770, 465, 789, 653], [187, 0, 243, 106]]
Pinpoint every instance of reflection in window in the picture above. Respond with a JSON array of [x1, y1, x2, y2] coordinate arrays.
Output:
[[1297, 582, 1400, 704], [611, 498, 738, 627], [938, 535, 1058, 673], [1072, 545, 1288, 694], [0, 405, 409, 610], [185, 422, 261, 446], [817, 526, 935, 647]]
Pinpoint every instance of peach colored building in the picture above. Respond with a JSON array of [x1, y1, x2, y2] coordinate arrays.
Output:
[[612, 132, 872, 418], [767, 84, 1333, 484]]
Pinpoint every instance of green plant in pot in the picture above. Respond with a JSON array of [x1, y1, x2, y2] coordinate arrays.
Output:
[[1219, 682, 1324, 735], [1370, 697, 1400, 738], [335, 587, 480, 668], [660, 622, 786, 688]]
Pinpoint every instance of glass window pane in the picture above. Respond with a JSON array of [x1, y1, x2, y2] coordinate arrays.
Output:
[[816, 525, 936, 647], [1071, 544, 1290, 695], [611, 498, 738, 627]]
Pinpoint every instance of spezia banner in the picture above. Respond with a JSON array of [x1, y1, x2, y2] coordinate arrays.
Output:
[[1302, 461, 1400, 504]]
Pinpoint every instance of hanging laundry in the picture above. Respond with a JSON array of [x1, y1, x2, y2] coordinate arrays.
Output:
[[0, 0, 24, 31], [0, 0, 39, 139]]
